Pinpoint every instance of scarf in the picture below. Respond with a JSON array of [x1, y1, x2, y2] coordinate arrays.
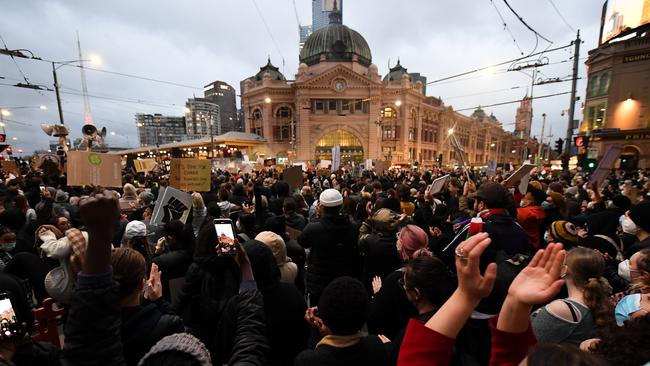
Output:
[[316, 332, 364, 348]]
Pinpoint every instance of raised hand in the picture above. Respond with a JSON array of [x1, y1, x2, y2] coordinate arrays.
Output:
[[144, 263, 163, 301], [455, 232, 497, 302], [372, 276, 382, 295], [78, 193, 120, 274], [507, 243, 565, 306]]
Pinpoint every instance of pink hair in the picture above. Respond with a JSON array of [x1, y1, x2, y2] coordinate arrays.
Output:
[[398, 225, 431, 261]]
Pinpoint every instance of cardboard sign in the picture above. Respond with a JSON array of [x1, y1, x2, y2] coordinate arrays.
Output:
[[375, 160, 391, 176], [487, 160, 497, 178], [429, 174, 450, 195], [588, 143, 623, 188], [169, 159, 211, 192], [1, 160, 20, 176], [319, 160, 332, 169], [503, 163, 536, 194], [283, 166, 303, 191], [134, 159, 157, 173], [150, 187, 192, 226], [67, 151, 122, 188]]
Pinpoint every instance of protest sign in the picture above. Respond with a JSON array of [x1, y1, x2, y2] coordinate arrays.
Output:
[[283, 166, 303, 191], [503, 163, 536, 194], [316, 168, 331, 177], [1, 160, 20, 176], [588, 143, 623, 188], [487, 160, 497, 178], [319, 159, 332, 169], [150, 186, 192, 226], [169, 158, 211, 192], [134, 159, 157, 173], [429, 174, 450, 195], [375, 160, 391, 176], [67, 151, 122, 188]]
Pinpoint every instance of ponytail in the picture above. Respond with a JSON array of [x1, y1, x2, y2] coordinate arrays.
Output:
[[583, 276, 614, 328], [411, 248, 433, 258]]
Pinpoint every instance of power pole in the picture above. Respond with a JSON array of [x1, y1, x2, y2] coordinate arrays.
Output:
[[563, 30, 581, 171], [537, 113, 546, 165], [52, 63, 65, 125]]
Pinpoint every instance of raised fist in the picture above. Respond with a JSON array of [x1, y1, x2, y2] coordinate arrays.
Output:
[[162, 197, 188, 223]]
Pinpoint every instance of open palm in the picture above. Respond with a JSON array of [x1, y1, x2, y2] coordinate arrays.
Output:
[[508, 243, 566, 306]]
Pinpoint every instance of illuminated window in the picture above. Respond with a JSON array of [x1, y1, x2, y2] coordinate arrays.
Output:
[[381, 107, 396, 118], [273, 107, 292, 141], [251, 109, 263, 137]]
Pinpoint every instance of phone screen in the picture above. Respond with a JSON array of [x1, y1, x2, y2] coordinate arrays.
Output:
[[214, 220, 235, 240], [0, 297, 18, 339]]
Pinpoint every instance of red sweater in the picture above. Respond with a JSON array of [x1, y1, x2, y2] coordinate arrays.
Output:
[[397, 317, 537, 366]]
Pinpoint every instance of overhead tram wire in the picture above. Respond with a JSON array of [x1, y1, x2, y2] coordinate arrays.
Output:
[[501, 0, 553, 44], [488, 0, 524, 55], [426, 42, 572, 85], [0, 34, 31, 84], [454, 91, 570, 112], [547, 0, 576, 33], [60, 64, 202, 90], [251, 0, 286, 72]]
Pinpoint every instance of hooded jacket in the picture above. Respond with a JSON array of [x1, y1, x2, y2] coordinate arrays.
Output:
[[516, 205, 546, 249], [298, 214, 361, 297]]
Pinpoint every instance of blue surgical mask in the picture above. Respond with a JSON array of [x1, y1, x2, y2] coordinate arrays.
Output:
[[541, 201, 553, 210], [2, 242, 15, 252]]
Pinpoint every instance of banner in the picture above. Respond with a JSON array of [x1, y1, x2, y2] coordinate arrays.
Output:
[[589, 144, 624, 188], [169, 159, 211, 192], [503, 163, 536, 194], [375, 160, 391, 176], [331, 146, 341, 171], [67, 151, 122, 188], [150, 187, 192, 226], [134, 159, 157, 173]]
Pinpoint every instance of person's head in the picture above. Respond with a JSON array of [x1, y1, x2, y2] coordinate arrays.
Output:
[[546, 192, 567, 215], [138, 191, 155, 207], [526, 343, 606, 366], [523, 186, 546, 207], [372, 208, 400, 235], [255, 231, 288, 266], [629, 248, 650, 287], [138, 333, 212, 366], [318, 277, 368, 336], [592, 314, 650, 365], [237, 213, 256, 235], [218, 188, 229, 202], [282, 197, 297, 214], [545, 220, 579, 247], [111, 247, 147, 305], [123, 183, 137, 198], [549, 182, 564, 194], [371, 181, 382, 193], [124, 220, 152, 261], [562, 247, 613, 327], [402, 256, 453, 311], [192, 192, 205, 210], [56, 216, 72, 233], [163, 220, 185, 250], [475, 182, 510, 211], [275, 180, 290, 197], [628, 201, 650, 238], [397, 224, 431, 261], [319, 189, 343, 217], [0, 226, 16, 252]]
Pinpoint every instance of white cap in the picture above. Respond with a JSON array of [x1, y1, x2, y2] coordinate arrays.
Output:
[[319, 189, 343, 207], [124, 220, 147, 239]]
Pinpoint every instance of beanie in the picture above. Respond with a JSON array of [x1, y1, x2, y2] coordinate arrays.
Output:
[[138, 333, 211, 366], [319, 188, 343, 207], [398, 225, 431, 261], [550, 220, 579, 244], [629, 202, 650, 233]]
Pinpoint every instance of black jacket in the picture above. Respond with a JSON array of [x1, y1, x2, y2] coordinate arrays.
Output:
[[359, 233, 401, 292], [284, 236, 306, 294], [367, 269, 417, 340], [121, 299, 185, 366], [152, 249, 192, 301], [62, 273, 125, 366], [285, 212, 307, 231], [294, 335, 390, 366], [298, 215, 361, 297], [172, 255, 240, 346]]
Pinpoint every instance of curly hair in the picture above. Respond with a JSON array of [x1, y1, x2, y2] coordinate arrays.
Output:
[[527, 343, 606, 366], [594, 314, 650, 365], [318, 277, 368, 336]]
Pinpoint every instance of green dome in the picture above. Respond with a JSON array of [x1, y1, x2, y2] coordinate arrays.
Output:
[[383, 60, 410, 82], [299, 8, 372, 66], [254, 58, 286, 81]]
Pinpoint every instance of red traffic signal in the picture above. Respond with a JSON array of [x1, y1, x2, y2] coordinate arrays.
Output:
[[574, 135, 589, 148], [0, 134, 5, 143], [5, 146, 12, 155]]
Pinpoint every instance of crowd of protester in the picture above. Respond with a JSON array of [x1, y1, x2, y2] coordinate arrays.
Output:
[[0, 163, 649, 365]]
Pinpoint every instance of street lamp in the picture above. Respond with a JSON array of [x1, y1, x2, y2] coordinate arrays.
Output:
[[447, 128, 454, 135], [395, 100, 402, 107], [264, 97, 272, 104]]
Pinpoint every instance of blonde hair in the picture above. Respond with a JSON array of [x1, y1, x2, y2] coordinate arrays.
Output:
[[192, 192, 205, 209], [123, 183, 137, 197]]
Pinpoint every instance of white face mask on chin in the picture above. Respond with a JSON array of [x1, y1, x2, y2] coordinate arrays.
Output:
[[618, 259, 631, 282], [621, 216, 639, 235]]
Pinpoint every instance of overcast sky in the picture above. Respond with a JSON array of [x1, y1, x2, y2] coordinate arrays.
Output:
[[1, 0, 604, 154]]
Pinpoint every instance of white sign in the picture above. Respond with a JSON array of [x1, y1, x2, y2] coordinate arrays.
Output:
[[429, 174, 450, 195], [331, 146, 341, 171], [487, 160, 497, 178]]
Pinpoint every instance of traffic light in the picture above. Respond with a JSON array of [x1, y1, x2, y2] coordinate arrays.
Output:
[[574, 135, 589, 148], [554, 138, 564, 155], [5, 146, 12, 155], [586, 159, 597, 171]]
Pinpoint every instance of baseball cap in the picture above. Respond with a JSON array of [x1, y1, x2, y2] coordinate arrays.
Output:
[[124, 220, 148, 239]]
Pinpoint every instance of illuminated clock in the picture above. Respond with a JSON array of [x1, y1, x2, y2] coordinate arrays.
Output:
[[334, 80, 346, 91]]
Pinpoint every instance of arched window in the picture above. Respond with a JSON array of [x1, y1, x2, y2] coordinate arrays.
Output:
[[273, 106, 292, 141], [409, 109, 418, 141], [381, 106, 399, 140], [251, 109, 263, 137]]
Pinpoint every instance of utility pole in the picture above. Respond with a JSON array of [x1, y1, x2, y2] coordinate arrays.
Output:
[[537, 113, 546, 165], [563, 30, 581, 171], [52, 63, 65, 125]]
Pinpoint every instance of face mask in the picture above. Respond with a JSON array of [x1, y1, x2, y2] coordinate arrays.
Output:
[[618, 259, 632, 282], [2, 242, 15, 252], [520, 200, 527, 208], [541, 201, 554, 210], [621, 216, 639, 235], [543, 231, 552, 244]]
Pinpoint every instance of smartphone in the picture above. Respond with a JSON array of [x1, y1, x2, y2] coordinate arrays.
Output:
[[0, 293, 20, 340], [213, 218, 237, 256]]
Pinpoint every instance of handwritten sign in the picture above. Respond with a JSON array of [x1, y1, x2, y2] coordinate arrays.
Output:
[[134, 159, 157, 173], [169, 158, 211, 192], [67, 151, 122, 188]]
